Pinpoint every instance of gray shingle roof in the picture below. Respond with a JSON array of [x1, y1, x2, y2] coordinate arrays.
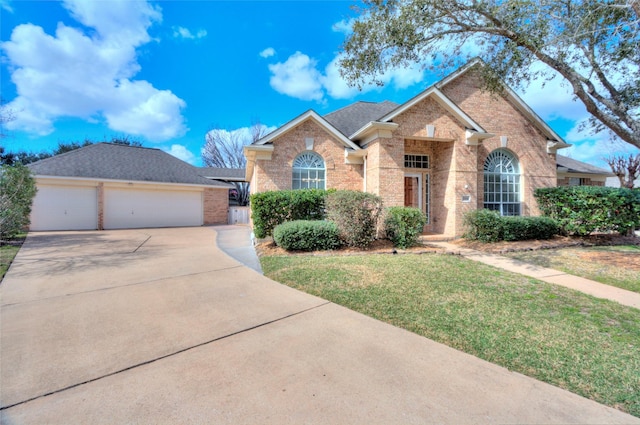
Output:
[[324, 101, 399, 137], [197, 167, 246, 181], [28, 143, 232, 187], [556, 155, 614, 176]]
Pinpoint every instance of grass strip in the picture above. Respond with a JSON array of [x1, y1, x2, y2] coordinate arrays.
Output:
[[261, 253, 640, 417], [0, 244, 21, 281], [504, 245, 640, 294]]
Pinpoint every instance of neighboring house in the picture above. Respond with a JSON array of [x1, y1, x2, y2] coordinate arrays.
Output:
[[27, 143, 233, 231], [245, 60, 574, 237], [197, 167, 246, 205], [556, 155, 614, 187]]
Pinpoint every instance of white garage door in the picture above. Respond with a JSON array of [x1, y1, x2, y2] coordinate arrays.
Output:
[[104, 188, 203, 229], [30, 186, 98, 231]]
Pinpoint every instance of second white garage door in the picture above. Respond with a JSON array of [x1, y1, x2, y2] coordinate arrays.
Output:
[[104, 188, 203, 229]]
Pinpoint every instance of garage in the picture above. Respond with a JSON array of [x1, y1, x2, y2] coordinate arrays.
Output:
[[27, 143, 232, 231], [104, 188, 203, 229], [30, 185, 98, 231]]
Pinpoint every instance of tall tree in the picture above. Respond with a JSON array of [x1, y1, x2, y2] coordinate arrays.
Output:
[[0, 98, 15, 141], [0, 136, 143, 166], [605, 153, 640, 188], [340, 0, 640, 149], [202, 121, 268, 206]]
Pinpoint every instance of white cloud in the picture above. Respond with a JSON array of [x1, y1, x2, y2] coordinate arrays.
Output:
[[560, 119, 640, 168], [164, 144, 196, 164], [268, 52, 324, 101], [268, 51, 425, 101], [1, 0, 13, 13], [331, 18, 354, 34], [172, 26, 207, 40], [259, 47, 275, 58], [516, 62, 587, 122], [1, 0, 187, 141]]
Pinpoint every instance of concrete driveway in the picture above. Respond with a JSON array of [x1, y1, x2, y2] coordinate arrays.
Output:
[[1, 226, 637, 424]]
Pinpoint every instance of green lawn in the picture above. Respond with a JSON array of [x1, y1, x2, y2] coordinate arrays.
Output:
[[0, 235, 25, 281], [503, 245, 640, 294], [261, 253, 640, 417]]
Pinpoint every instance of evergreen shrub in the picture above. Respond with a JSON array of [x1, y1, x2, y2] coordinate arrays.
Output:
[[273, 220, 341, 251]]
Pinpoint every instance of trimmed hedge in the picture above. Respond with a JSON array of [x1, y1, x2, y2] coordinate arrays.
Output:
[[535, 186, 640, 236], [250, 189, 330, 238], [384, 206, 427, 248], [273, 220, 342, 251], [325, 191, 383, 248], [501, 216, 559, 241], [464, 209, 559, 242]]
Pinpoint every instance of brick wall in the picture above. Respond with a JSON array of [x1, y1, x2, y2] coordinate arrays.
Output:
[[203, 188, 229, 224], [441, 69, 557, 232], [557, 176, 606, 187], [254, 119, 363, 192], [97, 182, 104, 230], [389, 96, 466, 235], [250, 68, 559, 237]]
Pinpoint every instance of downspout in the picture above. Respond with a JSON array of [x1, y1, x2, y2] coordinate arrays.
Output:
[[363, 156, 367, 192]]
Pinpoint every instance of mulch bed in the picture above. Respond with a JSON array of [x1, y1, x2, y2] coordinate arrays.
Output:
[[256, 233, 640, 258]]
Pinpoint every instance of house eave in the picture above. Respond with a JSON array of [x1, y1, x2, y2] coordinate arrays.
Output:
[[465, 130, 495, 145], [345, 148, 367, 164], [379, 87, 485, 133], [350, 121, 399, 143], [33, 175, 232, 189], [547, 140, 572, 153], [244, 144, 275, 182]]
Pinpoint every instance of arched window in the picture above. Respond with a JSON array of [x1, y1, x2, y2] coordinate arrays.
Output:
[[484, 149, 521, 216], [293, 151, 326, 189]]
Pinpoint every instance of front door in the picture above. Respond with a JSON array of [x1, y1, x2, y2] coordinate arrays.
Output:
[[404, 173, 430, 225], [404, 176, 420, 208]]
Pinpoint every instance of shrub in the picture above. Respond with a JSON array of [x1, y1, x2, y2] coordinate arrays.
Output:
[[464, 209, 559, 242], [325, 191, 383, 248], [463, 209, 504, 242], [250, 189, 330, 238], [535, 186, 640, 236], [384, 206, 427, 248], [0, 164, 37, 239], [273, 220, 342, 251], [501, 216, 559, 241]]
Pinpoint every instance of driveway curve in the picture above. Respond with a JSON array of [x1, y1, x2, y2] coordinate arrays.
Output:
[[1, 226, 637, 424]]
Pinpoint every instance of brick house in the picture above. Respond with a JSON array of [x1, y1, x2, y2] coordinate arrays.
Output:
[[556, 154, 614, 187], [245, 61, 591, 237]]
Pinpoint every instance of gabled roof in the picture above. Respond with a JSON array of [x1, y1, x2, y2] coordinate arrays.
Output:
[[324, 101, 399, 137], [436, 59, 569, 147], [197, 167, 246, 181], [251, 110, 361, 151], [28, 143, 232, 187], [378, 86, 486, 133], [556, 154, 615, 176]]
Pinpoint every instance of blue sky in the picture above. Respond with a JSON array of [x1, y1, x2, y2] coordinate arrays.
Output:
[[1, 0, 638, 168]]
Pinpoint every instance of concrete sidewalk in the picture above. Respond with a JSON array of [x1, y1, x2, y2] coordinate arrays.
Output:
[[1, 226, 637, 424], [429, 242, 640, 310]]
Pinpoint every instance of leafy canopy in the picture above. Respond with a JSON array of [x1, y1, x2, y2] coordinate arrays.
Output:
[[340, 0, 640, 149]]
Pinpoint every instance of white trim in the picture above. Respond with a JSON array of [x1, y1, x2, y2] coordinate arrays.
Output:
[[350, 121, 398, 141], [404, 173, 423, 210], [345, 148, 367, 165], [465, 130, 496, 145], [33, 175, 230, 190], [379, 87, 486, 133], [253, 110, 362, 152], [436, 59, 570, 148]]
